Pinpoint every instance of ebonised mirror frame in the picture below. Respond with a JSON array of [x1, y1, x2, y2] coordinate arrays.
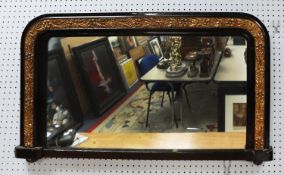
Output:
[[15, 12, 272, 164]]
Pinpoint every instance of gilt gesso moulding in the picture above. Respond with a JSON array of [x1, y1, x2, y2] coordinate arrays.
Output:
[[17, 13, 271, 164]]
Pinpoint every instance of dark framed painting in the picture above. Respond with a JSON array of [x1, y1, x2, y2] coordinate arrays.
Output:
[[72, 38, 126, 116], [47, 49, 83, 146]]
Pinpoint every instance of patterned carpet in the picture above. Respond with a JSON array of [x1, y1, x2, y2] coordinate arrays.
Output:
[[91, 85, 175, 133], [90, 82, 219, 133]]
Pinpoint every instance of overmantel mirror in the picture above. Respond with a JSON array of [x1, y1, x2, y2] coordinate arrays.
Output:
[[15, 13, 272, 164]]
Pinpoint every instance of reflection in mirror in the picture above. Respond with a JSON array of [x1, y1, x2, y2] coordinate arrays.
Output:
[[46, 35, 247, 149]]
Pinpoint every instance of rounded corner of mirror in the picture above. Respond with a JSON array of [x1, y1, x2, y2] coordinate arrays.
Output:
[[22, 14, 50, 34]]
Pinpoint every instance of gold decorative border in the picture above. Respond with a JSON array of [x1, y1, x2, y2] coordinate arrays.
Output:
[[23, 15, 266, 150]]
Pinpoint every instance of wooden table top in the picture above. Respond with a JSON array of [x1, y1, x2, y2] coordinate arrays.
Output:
[[75, 132, 246, 149]]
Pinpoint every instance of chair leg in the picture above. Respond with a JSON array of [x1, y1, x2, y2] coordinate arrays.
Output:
[[146, 92, 153, 128], [161, 91, 165, 107], [171, 89, 178, 128], [183, 84, 190, 108], [167, 91, 172, 104]]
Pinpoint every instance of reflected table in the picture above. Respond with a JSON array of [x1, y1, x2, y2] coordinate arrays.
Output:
[[140, 51, 223, 128], [214, 45, 247, 82], [214, 45, 247, 131]]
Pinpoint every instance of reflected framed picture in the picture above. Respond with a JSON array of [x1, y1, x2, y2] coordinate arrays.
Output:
[[47, 50, 83, 145], [108, 36, 128, 62], [129, 45, 145, 62], [119, 58, 138, 88], [225, 95, 247, 132], [149, 37, 163, 59], [142, 43, 152, 55], [72, 38, 126, 115], [119, 36, 137, 54], [135, 36, 150, 45]]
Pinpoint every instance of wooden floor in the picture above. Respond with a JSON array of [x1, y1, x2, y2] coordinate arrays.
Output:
[[76, 132, 246, 149]]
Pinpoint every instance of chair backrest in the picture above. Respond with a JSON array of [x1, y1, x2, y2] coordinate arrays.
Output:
[[139, 54, 160, 76]]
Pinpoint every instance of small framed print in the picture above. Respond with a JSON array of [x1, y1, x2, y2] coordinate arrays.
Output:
[[119, 36, 137, 54], [142, 43, 152, 55], [149, 37, 164, 59], [108, 36, 137, 62], [108, 36, 128, 62], [119, 58, 138, 88], [225, 95, 247, 132], [135, 36, 150, 46]]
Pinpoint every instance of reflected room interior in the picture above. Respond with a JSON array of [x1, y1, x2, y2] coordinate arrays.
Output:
[[46, 35, 247, 149]]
